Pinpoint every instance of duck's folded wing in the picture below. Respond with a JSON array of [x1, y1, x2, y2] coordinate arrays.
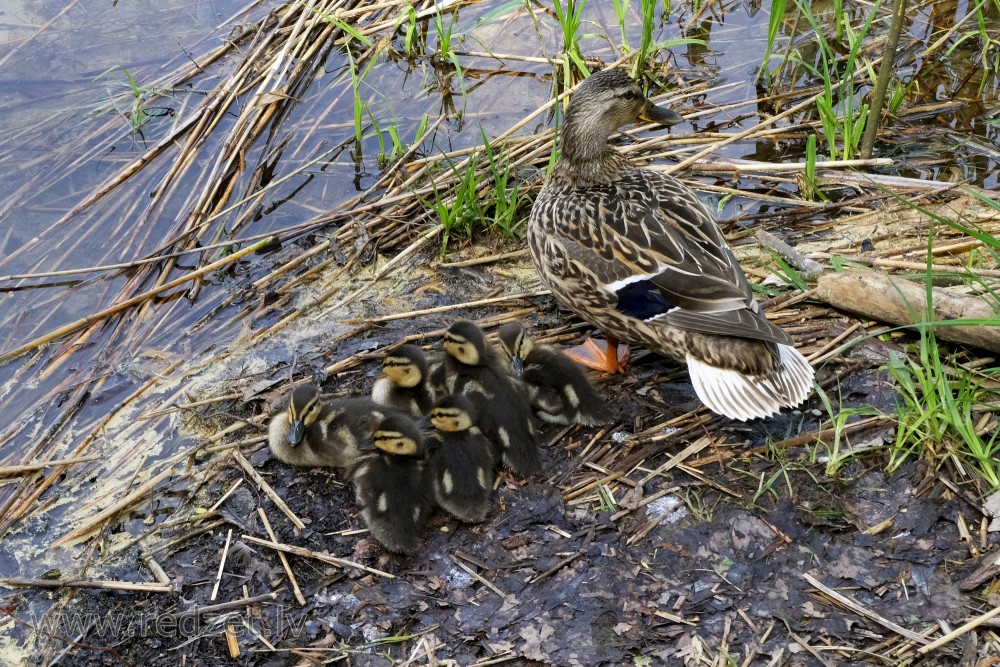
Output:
[[600, 174, 792, 345]]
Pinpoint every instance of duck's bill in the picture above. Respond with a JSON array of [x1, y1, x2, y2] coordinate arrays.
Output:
[[511, 355, 524, 378], [288, 420, 305, 446], [639, 101, 684, 126]]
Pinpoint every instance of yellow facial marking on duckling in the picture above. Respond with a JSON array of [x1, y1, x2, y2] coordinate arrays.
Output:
[[443, 333, 480, 366], [383, 356, 422, 388], [431, 407, 473, 432], [442, 470, 454, 494], [290, 394, 322, 427]]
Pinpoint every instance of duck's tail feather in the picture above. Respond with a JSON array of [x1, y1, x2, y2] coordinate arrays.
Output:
[[686, 344, 815, 421]]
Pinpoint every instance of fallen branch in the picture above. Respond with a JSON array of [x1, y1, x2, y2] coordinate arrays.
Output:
[[814, 269, 1000, 353]]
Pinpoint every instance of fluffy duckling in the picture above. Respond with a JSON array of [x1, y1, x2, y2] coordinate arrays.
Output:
[[528, 68, 814, 420], [268, 384, 399, 468], [497, 322, 612, 426], [442, 320, 541, 476], [427, 394, 495, 523], [371, 344, 435, 418], [426, 351, 448, 398], [349, 414, 433, 554]]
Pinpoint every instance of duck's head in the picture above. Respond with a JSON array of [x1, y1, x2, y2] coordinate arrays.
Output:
[[443, 320, 488, 367], [382, 344, 428, 388], [286, 384, 322, 446], [496, 322, 533, 377], [430, 394, 477, 433], [562, 68, 684, 162], [372, 414, 424, 457]]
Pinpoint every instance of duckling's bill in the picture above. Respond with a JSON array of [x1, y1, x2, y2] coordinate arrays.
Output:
[[288, 419, 305, 446]]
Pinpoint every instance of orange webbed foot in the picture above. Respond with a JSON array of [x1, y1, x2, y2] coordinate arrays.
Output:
[[563, 338, 630, 374]]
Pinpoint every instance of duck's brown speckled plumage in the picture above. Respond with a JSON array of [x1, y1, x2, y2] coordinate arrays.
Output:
[[528, 68, 814, 420]]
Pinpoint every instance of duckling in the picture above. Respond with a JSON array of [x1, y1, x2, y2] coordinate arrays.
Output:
[[442, 320, 541, 476], [427, 394, 495, 523], [425, 350, 448, 398], [268, 384, 400, 468], [497, 322, 612, 426], [371, 344, 435, 418], [349, 414, 433, 554], [527, 68, 815, 420]]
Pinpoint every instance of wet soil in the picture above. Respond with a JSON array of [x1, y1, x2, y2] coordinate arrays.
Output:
[[9, 287, 994, 666]]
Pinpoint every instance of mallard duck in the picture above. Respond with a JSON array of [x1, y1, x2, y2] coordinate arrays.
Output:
[[527, 68, 815, 421], [427, 394, 495, 523], [442, 320, 542, 475], [349, 414, 433, 554], [371, 344, 435, 418], [268, 384, 400, 468], [497, 322, 612, 426]]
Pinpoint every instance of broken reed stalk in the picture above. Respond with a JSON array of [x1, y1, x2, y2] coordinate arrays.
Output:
[[172, 591, 280, 619], [917, 603, 1000, 653], [803, 573, 930, 645], [241, 534, 395, 579], [0, 238, 272, 364], [258, 507, 307, 606], [0, 456, 100, 477], [232, 450, 305, 531], [211, 528, 233, 601], [859, 0, 906, 159], [0, 578, 173, 593], [54, 466, 182, 547]]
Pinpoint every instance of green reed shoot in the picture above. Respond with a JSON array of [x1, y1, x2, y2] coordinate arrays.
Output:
[[553, 0, 589, 87], [480, 128, 532, 239]]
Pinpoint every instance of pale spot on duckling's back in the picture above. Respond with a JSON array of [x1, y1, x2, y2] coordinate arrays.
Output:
[[563, 384, 580, 408]]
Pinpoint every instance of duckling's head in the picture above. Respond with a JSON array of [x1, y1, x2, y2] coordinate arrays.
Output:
[[443, 320, 488, 367], [431, 394, 477, 432], [561, 68, 684, 164], [496, 323, 533, 377], [382, 344, 428, 388], [286, 384, 322, 446], [372, 415, 424, 457]]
